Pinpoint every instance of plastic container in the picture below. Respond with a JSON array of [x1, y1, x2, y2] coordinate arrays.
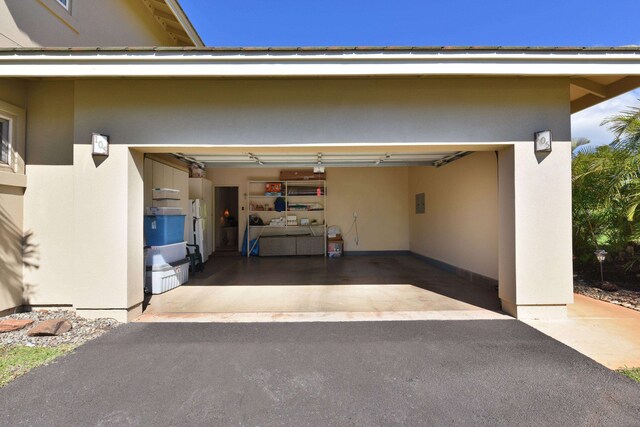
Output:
[[144, 215, 186, 246], [152, 200, 180, 208], [146, 207, 182, 215], [328, 239, 343, 258], [152, 188, 180, 200], [145, 258, 189, 294], [145, 241, 187, 266]]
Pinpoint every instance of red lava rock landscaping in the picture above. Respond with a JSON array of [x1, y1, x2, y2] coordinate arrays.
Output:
[[27, 319, 73, 337], [0, 311, 119, 348], [0, 319, 35, 333]]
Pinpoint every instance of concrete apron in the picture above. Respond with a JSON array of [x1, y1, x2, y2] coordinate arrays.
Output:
[[136, 287, 640, 372], [135, 284, 511, 323]]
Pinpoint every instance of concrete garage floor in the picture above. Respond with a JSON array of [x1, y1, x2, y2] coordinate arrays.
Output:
[[2, 321, 639, 426], [139, 255, 508, 322]]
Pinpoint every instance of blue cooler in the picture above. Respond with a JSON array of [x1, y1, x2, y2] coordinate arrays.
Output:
[[144, 215, 186, 246]]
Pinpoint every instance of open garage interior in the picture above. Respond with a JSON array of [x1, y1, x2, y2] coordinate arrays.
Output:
[[139, 146, 504, 321]]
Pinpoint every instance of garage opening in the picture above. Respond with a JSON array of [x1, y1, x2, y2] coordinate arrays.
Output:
[[139, 147, 505, 322]]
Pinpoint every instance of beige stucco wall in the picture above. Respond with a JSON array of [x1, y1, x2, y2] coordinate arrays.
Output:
[[0, 79, 27, 109], [408, 152, 499, 280], [73, 144, 144, 322], [0, 0, 176, 47], [22, 167, 74, 306], [0, 184, 24, 313], [498, 142, 574, 319], [73, 78, 571, 146], [205, 166, 410, 253], [0, 81, 27, 313], [22, 81, 75, 306]]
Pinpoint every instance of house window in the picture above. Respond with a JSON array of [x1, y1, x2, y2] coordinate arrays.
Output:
[[0, 117, 9, 165], [56, 0, 70, 10]]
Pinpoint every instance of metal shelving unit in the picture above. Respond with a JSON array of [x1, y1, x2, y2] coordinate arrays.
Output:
[[247, 180, 327, 257]]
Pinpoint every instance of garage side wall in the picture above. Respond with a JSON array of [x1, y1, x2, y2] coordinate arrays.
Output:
[[408, 152, 499, 281]]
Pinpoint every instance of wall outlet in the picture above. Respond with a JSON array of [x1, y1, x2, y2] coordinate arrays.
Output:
[[353, 211, 358, 218]]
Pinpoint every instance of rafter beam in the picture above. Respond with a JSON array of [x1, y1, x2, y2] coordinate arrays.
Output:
[[168, 32, 193, 44], [164, 22, 190, 39], [572, 76, 640, 113], [570, 78, 607, 98], [151, 8, 180, 25], [149, 0, 171, 11]]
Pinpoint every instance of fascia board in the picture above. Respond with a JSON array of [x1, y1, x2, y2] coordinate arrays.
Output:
[[0, 50, 639, 77]]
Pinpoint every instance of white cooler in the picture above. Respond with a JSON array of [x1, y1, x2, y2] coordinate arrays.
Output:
[[145, 258, 189, 294], [145, 241, 187, 266]]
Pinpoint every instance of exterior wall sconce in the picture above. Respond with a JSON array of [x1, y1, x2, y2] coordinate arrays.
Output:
[[534, 130, 552, 153], [91, 133, 109, 157]]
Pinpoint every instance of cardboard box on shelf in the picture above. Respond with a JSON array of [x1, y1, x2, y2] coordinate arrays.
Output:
[[280, 169, 326, 181], [189, 163, 206, 178], [266, 182, 282, 193]]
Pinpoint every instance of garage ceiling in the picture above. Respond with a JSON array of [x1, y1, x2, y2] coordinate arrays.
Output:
[[174, 151, 470, 168]]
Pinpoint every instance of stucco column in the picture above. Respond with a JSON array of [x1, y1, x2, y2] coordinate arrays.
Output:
[[72, 144, 144, 322], [498, 142, 573, 319]]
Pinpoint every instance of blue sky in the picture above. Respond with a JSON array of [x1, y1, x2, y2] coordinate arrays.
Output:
[[180, 0, 640, 146]]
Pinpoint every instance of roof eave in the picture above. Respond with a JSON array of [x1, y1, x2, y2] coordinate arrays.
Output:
[[142, 0, 204, 47], [0, 48, 638, 112], [165, 0, 204, 47]]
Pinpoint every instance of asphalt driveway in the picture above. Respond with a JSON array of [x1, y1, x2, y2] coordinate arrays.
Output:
[[2, 320, 639, 426]]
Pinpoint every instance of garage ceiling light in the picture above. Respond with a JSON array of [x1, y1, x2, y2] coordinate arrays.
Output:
[[247, 152, 264, 165]]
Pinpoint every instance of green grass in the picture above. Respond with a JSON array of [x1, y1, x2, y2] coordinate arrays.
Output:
[[0, 345, 74, 387], [617, 367, 640, 383]]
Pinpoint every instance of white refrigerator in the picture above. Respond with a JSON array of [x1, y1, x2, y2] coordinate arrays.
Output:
[[189, 199, 209, 263]]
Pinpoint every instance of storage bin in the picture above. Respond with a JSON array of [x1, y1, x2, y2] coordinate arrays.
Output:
[[146, 206, 182, 215], [145, 258, 189, 294], [260, 236, 296, 256], [152, 200, 180, 208], [328, 239, 343, 258], [144, 215, 186, 246], [145, 241, 187, 266], [296, 235, 324, 255], [152, 188, 180, 200]]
